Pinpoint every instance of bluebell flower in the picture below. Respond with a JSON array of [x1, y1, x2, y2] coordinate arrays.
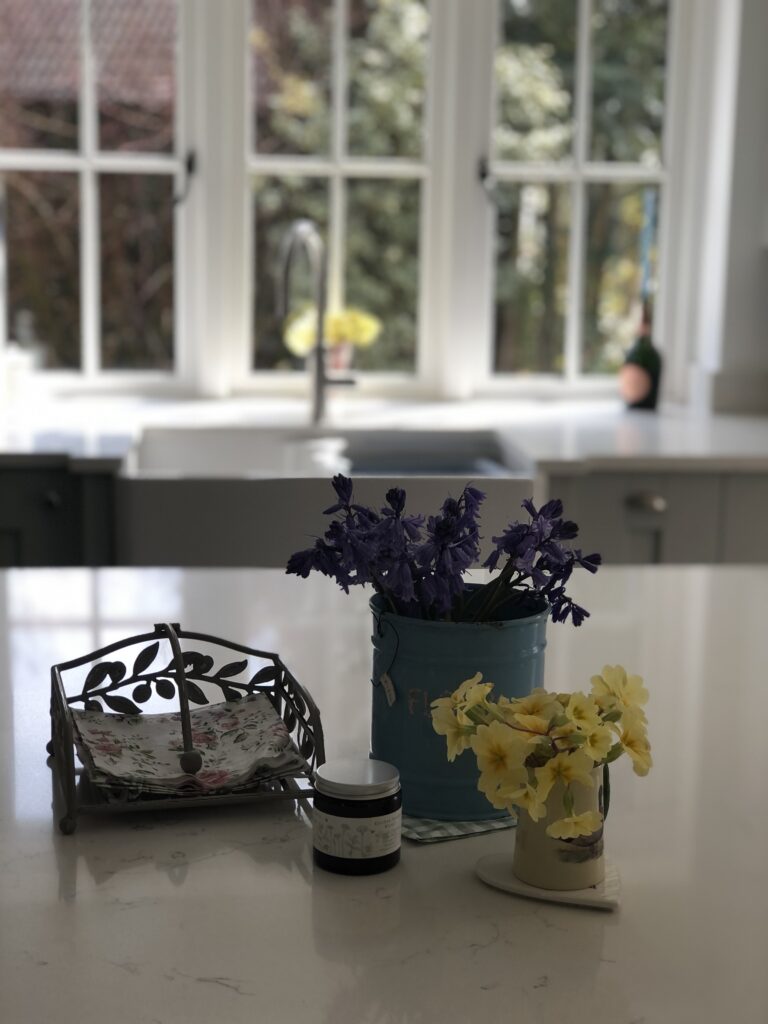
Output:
[[286, 479, 599, 624]]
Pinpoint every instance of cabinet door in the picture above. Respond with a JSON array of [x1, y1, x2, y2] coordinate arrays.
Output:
[[0, 464, 116, 567], [548, 472, 722, 564], [720, 475, 768, 562], [0, 467, 79, 566]]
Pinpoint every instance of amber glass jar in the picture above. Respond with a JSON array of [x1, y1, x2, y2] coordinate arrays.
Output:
[[313, 759, 401, 876]]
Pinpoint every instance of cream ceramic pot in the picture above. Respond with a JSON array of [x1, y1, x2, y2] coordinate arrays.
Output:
[[512, 769, 605, 891]]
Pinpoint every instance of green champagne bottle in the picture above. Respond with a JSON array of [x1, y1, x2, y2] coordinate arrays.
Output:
[[618, 299, 662, 410]]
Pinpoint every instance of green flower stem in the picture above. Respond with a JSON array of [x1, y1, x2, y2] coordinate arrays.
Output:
[[370, 576, 399, 616], [467, 567, 530, 623], [603, 763, 611, 820]]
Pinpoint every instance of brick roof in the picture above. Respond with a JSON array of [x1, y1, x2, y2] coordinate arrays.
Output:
[[0, 0, 175, 104]]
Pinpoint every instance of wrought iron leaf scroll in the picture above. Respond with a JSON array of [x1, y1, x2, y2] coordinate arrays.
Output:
[[69, 642, 284, 715]]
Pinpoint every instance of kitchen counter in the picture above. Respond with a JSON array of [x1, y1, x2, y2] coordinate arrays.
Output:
[[1, 565, 767, 1023], [2, 396, 767, 568], [3, 394, 768, 472]]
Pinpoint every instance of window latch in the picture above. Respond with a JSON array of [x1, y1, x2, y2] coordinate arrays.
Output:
[[478, 157, 499, 207], [173, 150, 197, 207]]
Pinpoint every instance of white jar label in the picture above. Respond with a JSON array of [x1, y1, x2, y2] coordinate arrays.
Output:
[[313, 808, 402, 859]]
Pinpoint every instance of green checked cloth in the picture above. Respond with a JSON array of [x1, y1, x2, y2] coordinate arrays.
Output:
[[402, 813, 517, 843]]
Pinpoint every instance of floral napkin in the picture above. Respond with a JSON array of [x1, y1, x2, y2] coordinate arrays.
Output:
[[71, 695, 309, 798]]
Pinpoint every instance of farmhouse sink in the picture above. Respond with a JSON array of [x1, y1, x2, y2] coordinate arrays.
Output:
[[117, 426, 534, 566], [127, 426, 531, 479]]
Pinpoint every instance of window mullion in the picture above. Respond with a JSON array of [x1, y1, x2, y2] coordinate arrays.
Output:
[[0, 179, 6, 356], [80, 0, 99, 378], [564, 0, 594, 382], [427, 0, 496, 399], [181, 0, 248, 396], [328, 0, 348, 312], [655, 0, 686, 401], [173, 0, 188, 385]]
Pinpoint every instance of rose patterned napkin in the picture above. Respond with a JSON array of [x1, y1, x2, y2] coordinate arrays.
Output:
[[71, 694, 308, 798]]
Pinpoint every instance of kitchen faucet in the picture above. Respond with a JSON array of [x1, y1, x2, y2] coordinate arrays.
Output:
[[278, 219, 355, 426]]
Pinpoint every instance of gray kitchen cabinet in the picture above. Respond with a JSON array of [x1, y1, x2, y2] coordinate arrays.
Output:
[[720, 474, 768, 562], [0, 456, 116, 567], [547, 470, 723, 565]]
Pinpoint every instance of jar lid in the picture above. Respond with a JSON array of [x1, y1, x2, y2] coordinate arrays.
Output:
[[314, 758, 400, 801]]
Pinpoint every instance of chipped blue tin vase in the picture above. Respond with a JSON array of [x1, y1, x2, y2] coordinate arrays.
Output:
[[369, 588, 548, 821]]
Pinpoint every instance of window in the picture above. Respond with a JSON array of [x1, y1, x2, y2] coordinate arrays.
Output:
[[491, 0, 668, 381], [249, 0, 429, 375], [0, 1, 687, 397], [0, 0, 179, 376]]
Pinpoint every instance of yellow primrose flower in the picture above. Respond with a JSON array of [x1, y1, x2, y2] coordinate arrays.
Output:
[[454, 672, 485, 700], [325, 308, 382, 348], [546, 810, 603, 840], [431, 672, 485, 714], [535, 750, 595, 802], [283, 308, 318, 358], [456, 682, 494, 725], [431, 706, 472, 762], [478, 767, 528, 809], [283, 306, 382, 358], [619, 720, 653, 776], [470, 721, 529, 787], [551, 720, 578, 743], [581, 723, 614, 762], [508, 688, 561, 720], [591, 665, 649, 718], [501, 783, 547, 822], [512, 713, 553, 742], [593, 691, 620, 715], [619, 704, 649, 732], [565, 692, 602, 732]]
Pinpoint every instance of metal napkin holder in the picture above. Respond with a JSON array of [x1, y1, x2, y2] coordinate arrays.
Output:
[[48, 622, 325, 834]]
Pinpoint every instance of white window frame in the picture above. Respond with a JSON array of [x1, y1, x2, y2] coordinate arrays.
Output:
[[234, 0, 690, 401], [0, 0, 714, 403], [235, 0, 433, 398], [433, 0, 686, 401], [0, 0, 188, 393]]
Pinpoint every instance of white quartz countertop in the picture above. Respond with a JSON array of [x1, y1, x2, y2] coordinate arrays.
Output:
[[2, 394, 768, 473], [1, 565, 767, 1023]]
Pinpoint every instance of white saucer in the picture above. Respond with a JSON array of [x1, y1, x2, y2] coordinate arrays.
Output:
[[475, 850, 620, 911]]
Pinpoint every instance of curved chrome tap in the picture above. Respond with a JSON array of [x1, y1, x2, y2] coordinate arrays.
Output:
[[278, 219, 355, 425]]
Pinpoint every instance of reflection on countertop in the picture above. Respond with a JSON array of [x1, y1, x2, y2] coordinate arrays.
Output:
[[1, 565, 767, 1023]]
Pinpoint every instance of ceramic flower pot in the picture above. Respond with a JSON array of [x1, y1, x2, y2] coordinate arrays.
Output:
[[326, 341, 354, 371], [512, 768, 605, 890], [370, 589, 548, 821]]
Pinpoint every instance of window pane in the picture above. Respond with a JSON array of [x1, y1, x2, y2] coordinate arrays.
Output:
[[494, 183, 569, 374], [253, 175, 330, 370], [4, 172, 80, 368], [347, 0, 428, 159], [93, 0, 176, 153], [99, 174, 174, 369], [494, 0, 576, 162], [591, 0, 668, 165], [345, 178, 419, 372], [251, 0, 333, 156], [0, 0, 79, 149], [582, 183, 659, 373]]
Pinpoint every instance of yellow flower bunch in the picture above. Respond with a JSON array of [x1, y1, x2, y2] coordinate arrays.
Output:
[[283, 306, 382, 358], [431, 664, 651, 840]]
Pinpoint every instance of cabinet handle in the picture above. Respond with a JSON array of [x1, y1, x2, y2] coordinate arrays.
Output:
[[43, 489, 64, 510], [624, 492, 668, 514]]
